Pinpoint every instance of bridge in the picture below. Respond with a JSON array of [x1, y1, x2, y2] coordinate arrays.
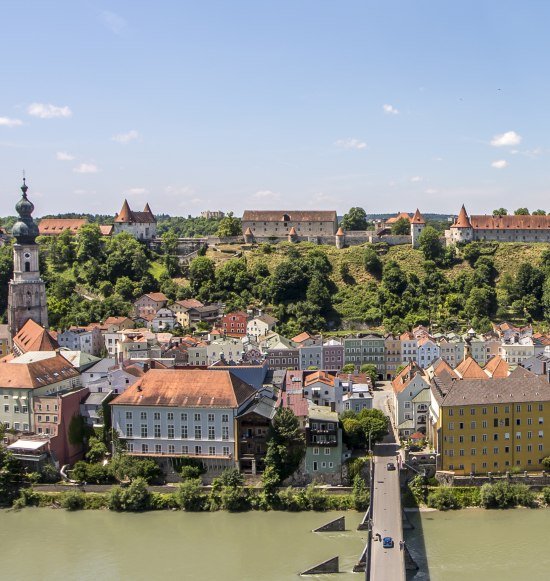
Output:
[[368, 443, 406, 580]]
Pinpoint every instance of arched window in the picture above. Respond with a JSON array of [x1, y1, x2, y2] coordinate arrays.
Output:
[[25, 261, 30, 272]]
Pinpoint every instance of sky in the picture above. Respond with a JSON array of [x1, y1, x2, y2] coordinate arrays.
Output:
[[1, 1, 550, 217]]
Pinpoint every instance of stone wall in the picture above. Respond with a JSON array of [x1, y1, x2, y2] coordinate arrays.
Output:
[[436, 470, 550, 489]]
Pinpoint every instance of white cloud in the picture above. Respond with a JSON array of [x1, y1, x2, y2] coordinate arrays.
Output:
[[335, 138, 367, 150], [100, 10, 127, 34], [124, 187, 149, 196], [253, 189, 281, 200], [27, 103, 72, 119], [112, 130, 140, 144], [410, 176, 423, 183], [56, 151, 74, 161], [425, 188, 438, 195], [73, 163, 99, 174], [491, 159, 508, 169], [383, 104, 399, 115], [0, 117, 23, 127], [490, 131, 522, 147]]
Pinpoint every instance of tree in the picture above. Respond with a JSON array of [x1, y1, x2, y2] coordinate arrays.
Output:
[[341, 207, 368, 231], [492, 208, 508, 216], [189, 256, 216, 294], [364, 246, 382, 276], [264, 408, 305, 484], [418, 226, 444, 262], [161, 229, 180, 277], [357, 408, 389, 447], [76, 224, 104, 263], [85, 436, 108, 463], [382, 261, 407, 295], [105, 233, 149, 282], [533, 209, 546, 216], [109, 455, 162, 483], [514, 208, 529, 215], [216, 212, 241, 237], [360, 364, 377, 386], [341, 363, 355, 374], [391, 217, 410, 235]]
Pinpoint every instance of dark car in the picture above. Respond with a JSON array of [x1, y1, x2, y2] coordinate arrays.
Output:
[[383, 537, 394, 548], [387, 462, 396, 471]]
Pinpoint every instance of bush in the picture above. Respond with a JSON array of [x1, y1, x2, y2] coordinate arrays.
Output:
[[176, 479, 206, 511], [542, 487, 550, 506], [426, 487, 460, 510], [71, 461, 112, 484], [216, 485, 250, 512], [12, 488, 40, 509], [109, 455, 162, 484], [351, 475, 369, 511], [305, 484, 329, 511], [108, 477, 151, 511], [277, 487, 309, 511], [212, 468, 244, 491], [40, 463, 60, 483], [60, 490, 86, 511], [180, 465, 203, 480], [479, 481, 534, 508]]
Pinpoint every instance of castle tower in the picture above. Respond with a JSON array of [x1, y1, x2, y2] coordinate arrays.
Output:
[[288, 226, 298, 243], [243, 227, 254, 244], [449, 204, 474, 244], [7, 179, 48, 339], [335, 227, 345, 249], [410, 208, 426, 248]]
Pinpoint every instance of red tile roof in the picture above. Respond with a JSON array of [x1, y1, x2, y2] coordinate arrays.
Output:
[[114, 200, 156, 224], [470, 214, 550, 230], [39, 218, 87, 235], [454, 356, 487, 380], [242, 210, 337, 222], [13, 320, 59, 354], [303, 370, 336, 387], [111, 369, 256, 408], [0, 353, 79, 389], [453, 205, 472, 228], [410, 209, 425, 224]]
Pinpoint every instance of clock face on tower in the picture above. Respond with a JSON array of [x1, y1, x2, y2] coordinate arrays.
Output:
[[23, 252, 31, 259]]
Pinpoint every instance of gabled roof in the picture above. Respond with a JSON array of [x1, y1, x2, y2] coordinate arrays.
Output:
[[470, 214, 550, 230], [139, 292, 168, 303], [111, 369, 256, 408], [242, 210, 337, 222], [99, 224, 113, 236], [39, 218, 87, 235], [0, 352, 79, 389], [392, 361, 427, 394], [303, 370, 336, 387], [174, 299, 204, 310], [427, 358, 457, 378], [453, 205, 472, 228], [13, 320, 59, 354], [291, 332, 312, 344], [386, 212, 412, 224], [483, 355, 509, 378], [454, 356, 487, 380]]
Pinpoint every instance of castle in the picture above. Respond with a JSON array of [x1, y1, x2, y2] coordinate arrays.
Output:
[[113, 199, 157, 241], [446, 205, 550, 244]]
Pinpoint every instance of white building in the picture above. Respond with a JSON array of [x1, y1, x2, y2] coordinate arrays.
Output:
[[57, 326, 103, 356], [246, 314, 278, 340], [110, 369, 257, 476], [392, 362, 430, 438], [417, 337, 440, 368], [113, 199, 157, 241]]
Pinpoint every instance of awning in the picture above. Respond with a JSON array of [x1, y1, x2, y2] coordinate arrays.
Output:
[[8, 439, 48, 451]]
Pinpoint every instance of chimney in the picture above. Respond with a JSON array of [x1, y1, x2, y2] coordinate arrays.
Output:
[[143, 362, 150, 373]]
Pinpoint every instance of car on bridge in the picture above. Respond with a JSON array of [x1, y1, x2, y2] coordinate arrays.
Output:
[[382, 537, 394, 549], [387, 462, 396, 471]]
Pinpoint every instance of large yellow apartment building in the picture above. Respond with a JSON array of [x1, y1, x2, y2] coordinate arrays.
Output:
[[431, 367, 550, 474]]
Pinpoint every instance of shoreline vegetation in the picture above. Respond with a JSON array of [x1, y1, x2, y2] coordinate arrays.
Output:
[[9, 477, 370, 513], [404, 475, 550, 511]]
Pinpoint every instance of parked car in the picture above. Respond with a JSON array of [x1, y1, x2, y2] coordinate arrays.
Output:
[[387, 462, 396, 471], [383, 537, 394, 548]]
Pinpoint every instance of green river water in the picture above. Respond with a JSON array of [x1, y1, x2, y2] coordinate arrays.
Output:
[[1, 508, 550, 580]]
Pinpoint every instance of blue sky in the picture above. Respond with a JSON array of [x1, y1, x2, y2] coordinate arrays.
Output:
[[1, 1, 549, 217]]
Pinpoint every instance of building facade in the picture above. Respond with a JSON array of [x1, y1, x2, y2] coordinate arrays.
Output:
[[241, 210, 338, 239], [113, 199, 157, 240]]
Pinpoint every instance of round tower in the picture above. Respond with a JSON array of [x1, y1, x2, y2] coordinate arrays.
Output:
[[451, 205, 474, 244], [410, 208, 426, 248], [288, 226, 298, 243], [335, 227, 345, 249], [243, 227, 254, 244]]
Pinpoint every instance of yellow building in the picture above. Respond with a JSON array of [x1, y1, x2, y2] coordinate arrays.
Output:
[[0, 324, 10, 357], [431, 367, 550, 475]]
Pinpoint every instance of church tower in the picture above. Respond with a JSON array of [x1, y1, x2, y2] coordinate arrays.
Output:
[[7, 179, 48, 339]]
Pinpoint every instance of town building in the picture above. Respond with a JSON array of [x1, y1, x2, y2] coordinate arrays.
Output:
[[392, 362, 430, 438], [12, 319, 58, 357], [322, 338, 344, 371], [38, 218, 87, 236], [246, 314, 278, 340], [221, 311, 249, 337], [201, 210, 225, 219], [430, 367, 550, 475], [113, 199, 157, 241], [151, 307, 178, 332], [0, 324, 10, 357], [7, 180, 48, 339], [80, 391, 114, 429], [241, 210, 338, 239], [384, 334, 402, 380], [110, 369, 258, 477], [343, 335, 385, 378], [57, 325, 103, 356], [134, 292, 168, 318]]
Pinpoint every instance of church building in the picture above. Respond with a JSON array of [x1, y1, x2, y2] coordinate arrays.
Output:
[[113, 199, 157, 241], [7, 180, 48, 339]]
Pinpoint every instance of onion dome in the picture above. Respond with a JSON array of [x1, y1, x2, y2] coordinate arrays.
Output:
[[12, 179, 39, 244]]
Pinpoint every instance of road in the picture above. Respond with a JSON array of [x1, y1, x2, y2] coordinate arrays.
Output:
[[369, 443, 405, 581]]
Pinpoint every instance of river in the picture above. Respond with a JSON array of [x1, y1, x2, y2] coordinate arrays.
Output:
[[406, 508, 550, 581], [3, 507, 550, 580], [0, 509, 365, 581]]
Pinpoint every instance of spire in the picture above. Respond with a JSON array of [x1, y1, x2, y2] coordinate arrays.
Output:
[[143, 202, 153, 214], [12, 178, 39, 244], [336, 227, 344, 236], [114, 199, 132, 223], [454, 204, 472, 228], [411, 208, 425, 224]]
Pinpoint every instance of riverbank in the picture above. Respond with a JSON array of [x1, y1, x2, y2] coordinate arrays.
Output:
[[9, 478, 369, 513]]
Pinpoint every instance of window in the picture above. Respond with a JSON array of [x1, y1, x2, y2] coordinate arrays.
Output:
[[154, 424, 161, 438], [539, 404, 544, 412], [167, 412, 174, 421], [140, 411, 147, 420], [482, 421, 488, 428], [527, 404, 532, 412], [459, 408, 464, 416], [448, 422, 454, 430], [539, 430, 544, 438], [181, 413, 188, 421], [516, 432, 521, 440], [470, 408, 476, 415], [516, 405, 521, 413], [168, 444, 175, 454], [222, 414, 229, 423], [194, 413, 201, 422], [195, 426, 202, 440], [126, 423, 133, 437], [154, 412, 160, 421], [141, 424, 148, 438], [142, 444, 148, 453], [223, 446, 230, 456], [471, 435, 476, 443], [470, 421, 476, 429], [482, 407, 487, 415], [208, 426, 215, 440], [324, 448, 331, 455], [168, 425, 175, 439], [208, 413, 215, 422], [195, 445, 202, 455], [181, 425, 188, 438], [209, 446, 216, 455], [459, 422, 464, 430], [313, 461, 318, 471], [125, 411, 132, 419], [127, 443, 134, 452], [155, 444, 162, 454], [222, 426, 229, 440], [528, 418, 533, 425], [539, 417, 544, 425]]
